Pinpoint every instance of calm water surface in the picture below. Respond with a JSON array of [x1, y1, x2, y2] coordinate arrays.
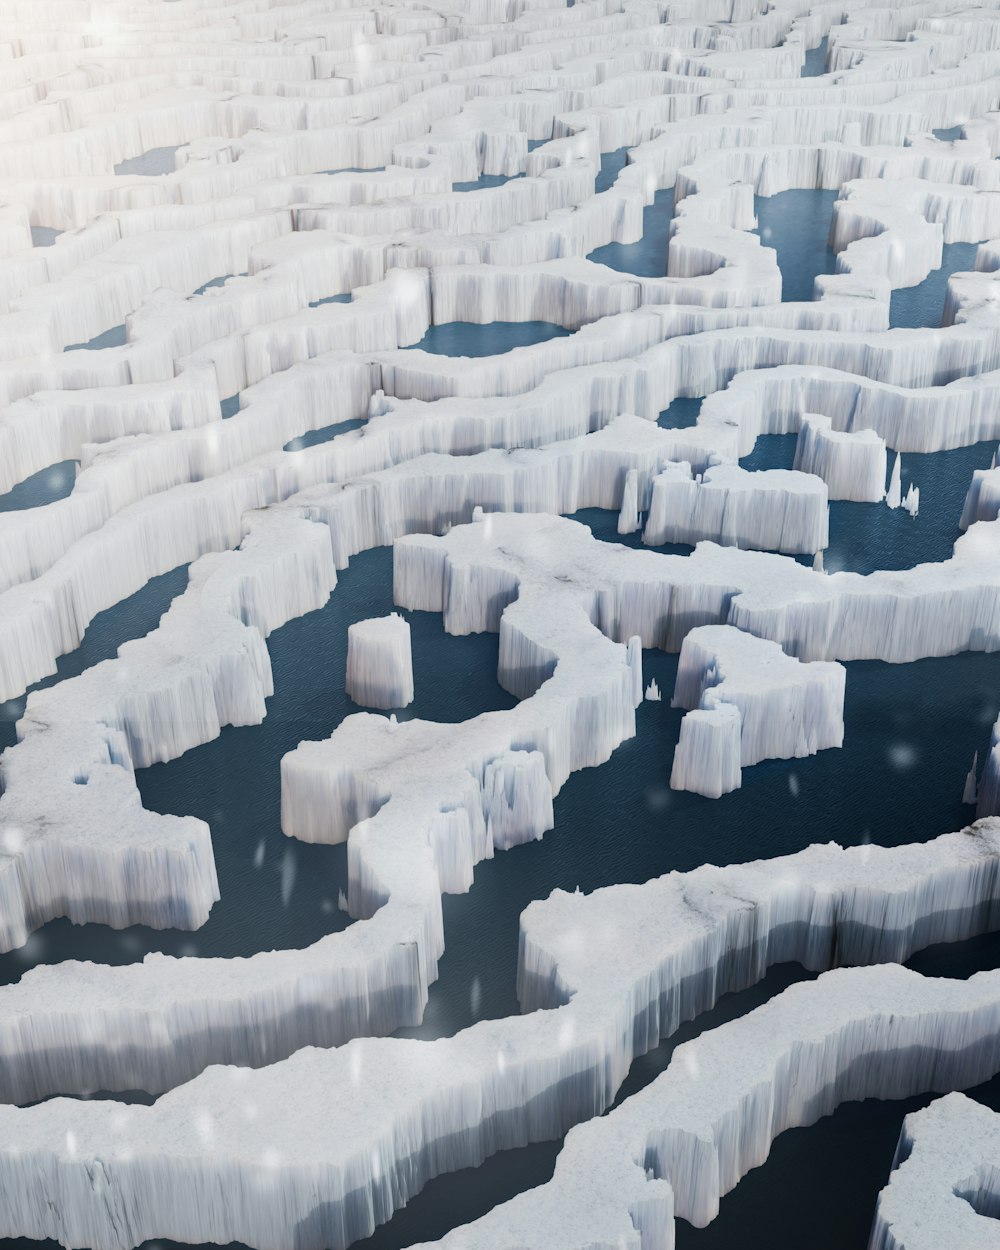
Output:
[[2, 175, 999, 1250]]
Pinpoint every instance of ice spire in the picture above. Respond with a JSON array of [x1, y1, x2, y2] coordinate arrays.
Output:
[[963, 752, 979, 805], [886, 453, 902, 509]]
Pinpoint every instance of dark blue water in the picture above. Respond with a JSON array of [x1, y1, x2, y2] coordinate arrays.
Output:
[[801, 37, 828, 76], [320, 167, 385, 175], [933, 125, 964, 140], [58, 276, 244, 354], [7, 160, 1000, 1250], [113, 147, 178, 176], [383, 616, 1000, 1250], [825, 440, 997, 573], [193, 274, 246, 295], [736, 431, 996, 570], [681, 902, 1000, 1249], [574, 503, 695, 558], [658, 396, 702, 428], [756, 186, 981, 327], [408, 321, 571, 355], [194, 275, 229, 294], [453, 173, 524, 192], [890, 240, 979, 328], [283, 416, 367, 451], [309, 293, 352, 308], [755, 189, 839, 302], [739, 432, 796, 473], [0, 461, 75, 512], [30, 226, 61, 247], [0, 564, 191, 762], [5, 611, 1000, 1250], [220, 394, 240, 418], [589, 186, 675, 276], [6, 516, 1000, 1248], [676, 1063, 1000, 1250], [596, 147, 628, 193], [64, 324, 126, 351], [0, 547, 515, 983]]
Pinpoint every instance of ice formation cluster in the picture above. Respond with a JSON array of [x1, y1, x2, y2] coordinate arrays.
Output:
[[6, 0, 1000, 1247], [669, 624, 845, 796]]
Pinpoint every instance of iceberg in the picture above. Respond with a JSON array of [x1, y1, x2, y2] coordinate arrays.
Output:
[[346, 613, 414, 710], [406, 966, 1000, 1250], [6, 2, 1000, 1241], [0, 419, 684, 952], [643, 459, 829, 554], [670, 624, 845, 796], [7, 825, 1000, 1243], [792, 413, 887, 503], [869, 1093, 1000, 1250]]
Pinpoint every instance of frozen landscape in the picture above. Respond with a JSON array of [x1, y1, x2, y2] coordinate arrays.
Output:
[[7, 1, 1000, 1249]]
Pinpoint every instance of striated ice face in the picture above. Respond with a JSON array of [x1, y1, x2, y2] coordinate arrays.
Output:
[[870, 1092, 1000, 1250], [4, 1, 1000, 1250]]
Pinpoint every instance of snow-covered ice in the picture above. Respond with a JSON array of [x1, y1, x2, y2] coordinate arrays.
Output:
[[4, 0, 1000, 1246], [643, 459, 829, 554], [6, 822, 1000, 1243], [670, 624, 845, 796], [869, 1093, 1000, 1250], [793, 414, 887, 503], [346, 613, 414, 709]]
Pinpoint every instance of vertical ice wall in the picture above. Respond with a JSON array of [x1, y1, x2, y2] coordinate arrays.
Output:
[[869, 1094, 1000, 1250], [669, 624, 845, 796], [670, 704, 744, 797], [346, 613, 415, 709], [643, 461, 829, 554], [4, 3, 1000, 1249], [793, 413, 887, 503]]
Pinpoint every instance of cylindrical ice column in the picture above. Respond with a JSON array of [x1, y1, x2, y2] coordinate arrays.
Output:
[[346, 613, 414, 709], [669, 705, 743, 798]]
